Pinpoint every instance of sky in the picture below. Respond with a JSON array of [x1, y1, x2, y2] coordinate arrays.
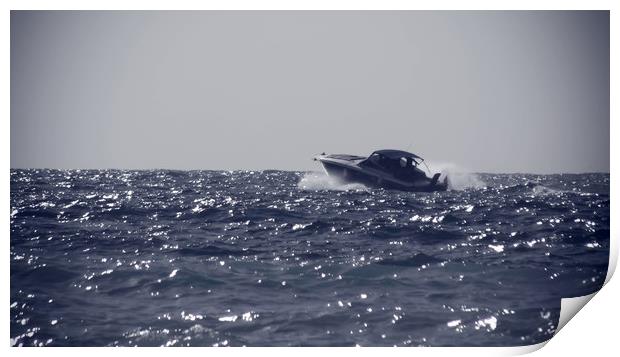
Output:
[[11, 11, 609, 173]]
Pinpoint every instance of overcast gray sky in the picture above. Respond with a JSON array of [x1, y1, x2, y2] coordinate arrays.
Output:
[[11, 11, 609, 173]]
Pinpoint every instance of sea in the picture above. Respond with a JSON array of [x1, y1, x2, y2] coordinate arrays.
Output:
[[10, 169, 609, 347]]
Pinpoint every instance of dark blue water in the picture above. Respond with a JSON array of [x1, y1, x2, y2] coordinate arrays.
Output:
[[10, 169, 609, 346]]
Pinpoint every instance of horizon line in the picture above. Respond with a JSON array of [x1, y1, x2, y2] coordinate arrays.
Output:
[[9, 167, 611, 176]]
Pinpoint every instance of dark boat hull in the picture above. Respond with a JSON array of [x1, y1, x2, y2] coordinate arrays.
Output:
[[319, 159, 448, 192]]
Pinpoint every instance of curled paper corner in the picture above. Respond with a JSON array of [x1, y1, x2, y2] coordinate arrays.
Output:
[[555, 293, 596, 335], [557, 221, 614, 332], [504, 293, 598, 355], [527, 242, 616, 354]]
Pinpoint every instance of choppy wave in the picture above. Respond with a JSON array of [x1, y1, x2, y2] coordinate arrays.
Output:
[[10, 169, 609, 346]]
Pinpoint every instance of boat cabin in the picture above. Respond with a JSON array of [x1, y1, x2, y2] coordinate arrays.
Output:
[[360, 150, 426, 180]]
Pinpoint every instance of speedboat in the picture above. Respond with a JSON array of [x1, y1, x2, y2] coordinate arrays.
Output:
[[314, 149, 448, 192]]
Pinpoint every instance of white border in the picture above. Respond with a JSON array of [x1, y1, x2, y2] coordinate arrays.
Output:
[[3, 1, 616, 356]]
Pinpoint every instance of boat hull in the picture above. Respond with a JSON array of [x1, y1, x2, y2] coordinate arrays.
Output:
[[318, 158, 448, 192]]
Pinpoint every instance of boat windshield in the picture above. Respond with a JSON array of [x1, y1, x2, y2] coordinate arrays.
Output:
[[401, 156, 422, 167], [361, 152, 422, 173], [361, 153, 386, 169]]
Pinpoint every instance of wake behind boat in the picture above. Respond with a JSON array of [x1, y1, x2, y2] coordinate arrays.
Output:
[[314, 149, 448, 192]]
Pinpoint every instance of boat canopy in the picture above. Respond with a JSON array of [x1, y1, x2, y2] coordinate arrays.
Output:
[[371, 149, 423, 161]]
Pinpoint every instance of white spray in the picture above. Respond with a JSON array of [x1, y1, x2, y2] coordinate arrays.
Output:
[[425, 162, 486, 191], [297, 172, 369, 192]]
